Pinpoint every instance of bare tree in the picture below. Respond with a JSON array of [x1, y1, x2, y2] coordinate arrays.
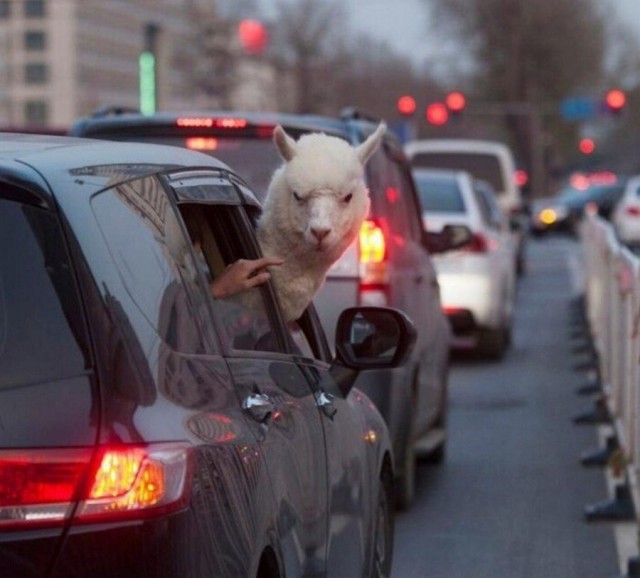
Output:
[[333, 34, 441, 122], [422, 0, 610, 193], [268, 0, 351, 113], [176, 1, 243, 108]]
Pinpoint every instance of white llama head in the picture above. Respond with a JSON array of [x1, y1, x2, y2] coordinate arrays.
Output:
[[262, 122, 386, 261]]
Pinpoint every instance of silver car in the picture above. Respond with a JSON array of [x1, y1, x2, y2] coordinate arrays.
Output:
[[412, 168, 517, 360]]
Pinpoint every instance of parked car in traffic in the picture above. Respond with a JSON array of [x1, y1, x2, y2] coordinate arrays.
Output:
[[412, 168, 517, 359], [404, 138, 528, 276], [611, 175, 640, 247], [531, 179, 626, 237], [70, 107, 465, 509], [0, 133, 418, 578]]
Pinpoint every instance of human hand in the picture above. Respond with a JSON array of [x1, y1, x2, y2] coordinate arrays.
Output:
[[211, 257, 285, 299]]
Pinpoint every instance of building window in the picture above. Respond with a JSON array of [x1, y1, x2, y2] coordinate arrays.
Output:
[[25, 31, 46, 51], [0, 1, 10, 18], [25, 63, 48, 84], [24, 0, 46, 18], [24, 100, 48, 125]]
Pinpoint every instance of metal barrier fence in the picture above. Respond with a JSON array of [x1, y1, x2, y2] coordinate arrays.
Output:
[[581, 214, 640, 574]]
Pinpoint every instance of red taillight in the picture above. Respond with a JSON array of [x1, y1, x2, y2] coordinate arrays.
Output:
[[463, 232, 497, 253], [0, 444, 192, 530], [0, 448, 91, 529], [185, 137, 218, 151], [359, 219, 386, 264], [176, 117, 248, 129], [625, 205, 640, 217], [358, 219, 389, 303]]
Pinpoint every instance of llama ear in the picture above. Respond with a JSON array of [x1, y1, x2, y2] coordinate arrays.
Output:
[[273, 125, 297, 161], [356, 121, 386, 165]]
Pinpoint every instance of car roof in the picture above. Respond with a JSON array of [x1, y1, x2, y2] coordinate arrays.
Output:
[[0, 132, 235, 207], [405, 138, 513, 156], [70, 109, 394, 146]]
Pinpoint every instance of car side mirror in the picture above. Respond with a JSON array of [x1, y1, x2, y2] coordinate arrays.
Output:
[[424, 224, 474, 254], [330, 306, 417, 396]]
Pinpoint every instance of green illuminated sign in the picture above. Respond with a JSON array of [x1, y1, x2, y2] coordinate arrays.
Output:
[[139, 51, 156, 115]]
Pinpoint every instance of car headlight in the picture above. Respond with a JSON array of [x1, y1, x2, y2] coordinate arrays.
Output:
[[537, 205, 568, 225]]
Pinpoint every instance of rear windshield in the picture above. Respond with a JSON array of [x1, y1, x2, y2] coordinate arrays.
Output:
[[411, 152, 504, 195], [412, 171, 465, 212], [96, 134, 281, 201], [0, 199, 88, 389]]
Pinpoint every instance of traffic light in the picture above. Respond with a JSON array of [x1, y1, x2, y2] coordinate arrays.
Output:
[[445, 91, 466, 115], [397, 95, 417, 116], [425, 102, 449, 126], [605, 89, 626, 115], [238, 19, 268, 55], [579, 137, 595, 155]]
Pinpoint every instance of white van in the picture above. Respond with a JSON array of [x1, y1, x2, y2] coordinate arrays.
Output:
[[405, 138, 527, 274]]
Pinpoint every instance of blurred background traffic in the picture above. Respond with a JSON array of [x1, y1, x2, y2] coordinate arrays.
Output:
[[2, 0, 640, 204]]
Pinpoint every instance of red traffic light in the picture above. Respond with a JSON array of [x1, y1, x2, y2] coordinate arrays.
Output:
[[425, 103, 449, 126], [445, 91, 466, 113], [514, 169, 529, 188], [605, 89, 626, 111], [238, 19, 268, 55], [397, 95, 416, 116], [579, 138, 595, 155]]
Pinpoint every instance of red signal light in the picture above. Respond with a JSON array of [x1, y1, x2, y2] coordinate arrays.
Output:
[[425, 103, 449, 126], [397, 95, 417, 116], [579, 138, 595, 155], [445, 91, 466, 113], [238, 19, 268, 55], [514, 169, 529, 188], [605, 89, 626, 112]]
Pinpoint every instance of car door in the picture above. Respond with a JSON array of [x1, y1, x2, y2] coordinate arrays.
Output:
[[473, 183, 516, 319], [373, 143, 447, 430], [169, 176, 330, 578], [72, 170, 284, 577], [233, 176, 379, 575], [284, 306, 378, 578]]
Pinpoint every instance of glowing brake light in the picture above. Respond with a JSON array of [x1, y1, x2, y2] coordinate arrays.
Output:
[[625, 205, 640, 217], [0, 444, 192, 530], [463, 232, 497, 253], [176, 117, 248, 129], [359, 219, 386, 264], [186, 137, 218, 151], [358, 219, 389, 301]]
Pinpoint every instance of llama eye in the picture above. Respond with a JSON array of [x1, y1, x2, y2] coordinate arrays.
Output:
[[343, 193, 353, 203], [293, 191, 302, 202]]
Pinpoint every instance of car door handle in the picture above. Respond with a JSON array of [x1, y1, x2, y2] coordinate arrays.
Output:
[[316, 392, 337, 419], [242, 393, 275, 423]]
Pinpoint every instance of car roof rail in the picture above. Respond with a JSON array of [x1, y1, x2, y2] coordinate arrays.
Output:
[[339, 106, 379, 124], [90, 105, 141, 118]]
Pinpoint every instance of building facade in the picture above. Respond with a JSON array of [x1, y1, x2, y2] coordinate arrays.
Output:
[[0, 0, 278, 130]]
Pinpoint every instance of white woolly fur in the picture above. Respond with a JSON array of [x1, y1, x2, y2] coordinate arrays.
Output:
[[257, 122, 386, 321]]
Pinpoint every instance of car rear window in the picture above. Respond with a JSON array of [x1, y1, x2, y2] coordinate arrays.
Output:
[[0, 199, 89, 389], [94, 134, 281, 201], [411, 152, 504, 195], [412, 171, 465, 213]]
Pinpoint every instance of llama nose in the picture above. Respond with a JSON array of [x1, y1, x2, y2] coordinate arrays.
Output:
[[311, 227, 331, 242]]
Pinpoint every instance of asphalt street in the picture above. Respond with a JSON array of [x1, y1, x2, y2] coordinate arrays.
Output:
[[392, 235, 621, 578]]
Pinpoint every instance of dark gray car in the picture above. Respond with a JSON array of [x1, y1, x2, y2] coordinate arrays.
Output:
[[0, 133, 416, 577]]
